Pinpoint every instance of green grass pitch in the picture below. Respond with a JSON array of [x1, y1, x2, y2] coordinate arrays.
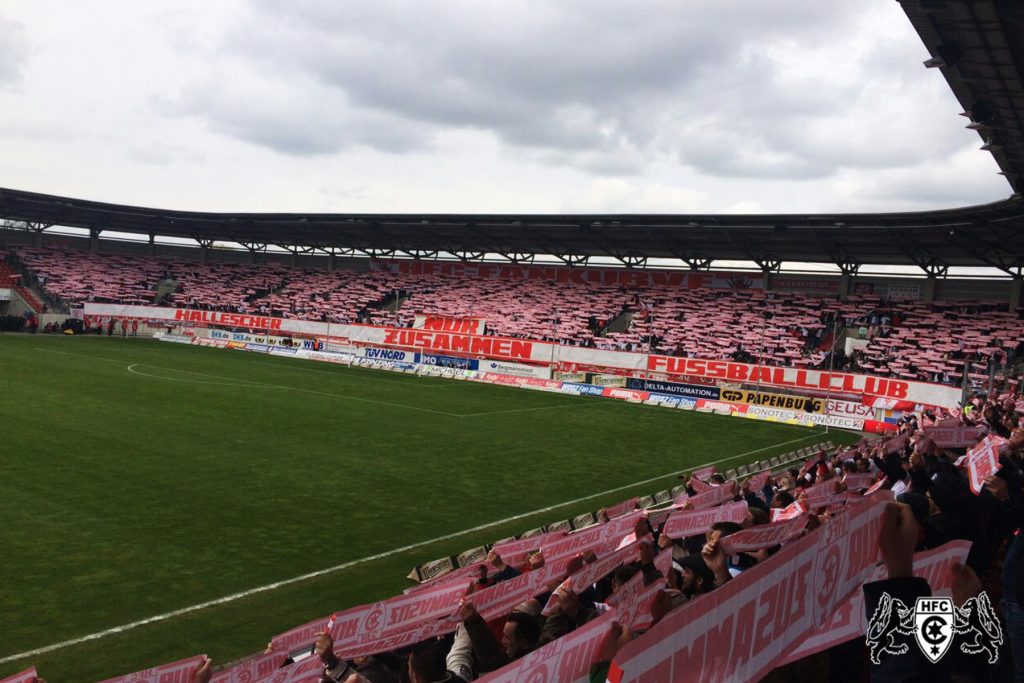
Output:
[[0, 335, 858, 681]]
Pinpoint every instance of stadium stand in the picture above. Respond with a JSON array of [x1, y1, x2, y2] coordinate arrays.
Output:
[[6, 245, 1023, 387]]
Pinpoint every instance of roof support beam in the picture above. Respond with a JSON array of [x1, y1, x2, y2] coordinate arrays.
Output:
[[890, 231, 948, 276], [946, 226, 1024, 277], [920, 261, 948, 278], [357, 248, 396, 259], [721, 229, 780, 267], [837, 261, 860, 276], [500, 252, 534, 265], [617, 254, 648, 269], [642, 227, 711, 271], [554, 253, 589, 267], [400, 249, 438, 260]]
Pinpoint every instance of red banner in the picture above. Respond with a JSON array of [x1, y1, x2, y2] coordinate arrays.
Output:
[[779, 540, 970, 665], [413, 314, 485, 335], [602, 387, 650, 401], [966, 436, 1005, 495], [212, 652, 287, 683], [718, 515, 809, 555], [337, 619, 452, 660], [365, 575, 471, 634], [675, 482, 738, 510], [459, 564, 558, 622], [770, 500, 808, 522], [603, 497, 639, 519], [662, 501, 749, 539], [922, 424, 987, 449], [802, 480, 840, 510], [491, 531, 566, 568], [252, 654, 323, 683], [610, 497, 888, 682], [98, 656, 208, 683], [746, 471, 770, 493], [607, 570, 665, 631], [476, 610, 617, 683], [691, 466, 717, 480], [0, 669, 38, 683], [689, 476, 712, 493], [384, 329, 533, 361], [564, 537, 646, 595], [841, 473, 877, 491], [695, 399, 748, 414], [863, 419, 898, 435], [540, 512, 643, 565]]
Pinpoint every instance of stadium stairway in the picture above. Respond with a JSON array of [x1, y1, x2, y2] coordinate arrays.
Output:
[[381, 291, 409, 312], [0, 261, 44, 313], [152, 278, 179, 305], [598, 308, 634, 336]]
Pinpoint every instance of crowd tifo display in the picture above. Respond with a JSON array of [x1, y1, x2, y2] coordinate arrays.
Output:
[[7, 246, 1024, 389]]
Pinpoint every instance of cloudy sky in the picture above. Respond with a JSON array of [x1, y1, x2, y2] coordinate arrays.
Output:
[[0, 0, 1012, 216]]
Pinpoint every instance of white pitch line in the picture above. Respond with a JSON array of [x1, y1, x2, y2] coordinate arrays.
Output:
[[133, 363, 464, 417], [39, 349, 462, 417], [458, 396, 613, 417], [42, 348, 609, 419], [127, 364, 254, 387], [0, 430, 825, 665]]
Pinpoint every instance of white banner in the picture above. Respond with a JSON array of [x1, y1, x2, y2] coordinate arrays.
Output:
[[805, 413, 865, 430], [0, 288, 11, 301], [478, 359, 552, 379], [887, 283, 920, 300], [356, 346, 419, 363], [826, 398, 874, 418], [744, 405, 816, 426]]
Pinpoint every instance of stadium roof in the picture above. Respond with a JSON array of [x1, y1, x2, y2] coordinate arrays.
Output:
[[1, 0, 1023, 277], [3, 186, 1021, 275], [901, 0, 1024, 192]]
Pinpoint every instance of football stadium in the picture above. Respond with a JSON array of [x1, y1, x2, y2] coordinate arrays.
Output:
[[2, 2, 1024, 682]]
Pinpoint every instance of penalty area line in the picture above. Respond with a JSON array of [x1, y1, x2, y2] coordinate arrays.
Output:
[[0, 429, 825, 665]]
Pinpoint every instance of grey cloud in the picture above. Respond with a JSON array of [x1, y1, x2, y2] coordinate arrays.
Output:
[[168, 1, 956, 178], [0, 18, 29, 87], [170, 79, 434, 156], [841, 146, 1009, 210]]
